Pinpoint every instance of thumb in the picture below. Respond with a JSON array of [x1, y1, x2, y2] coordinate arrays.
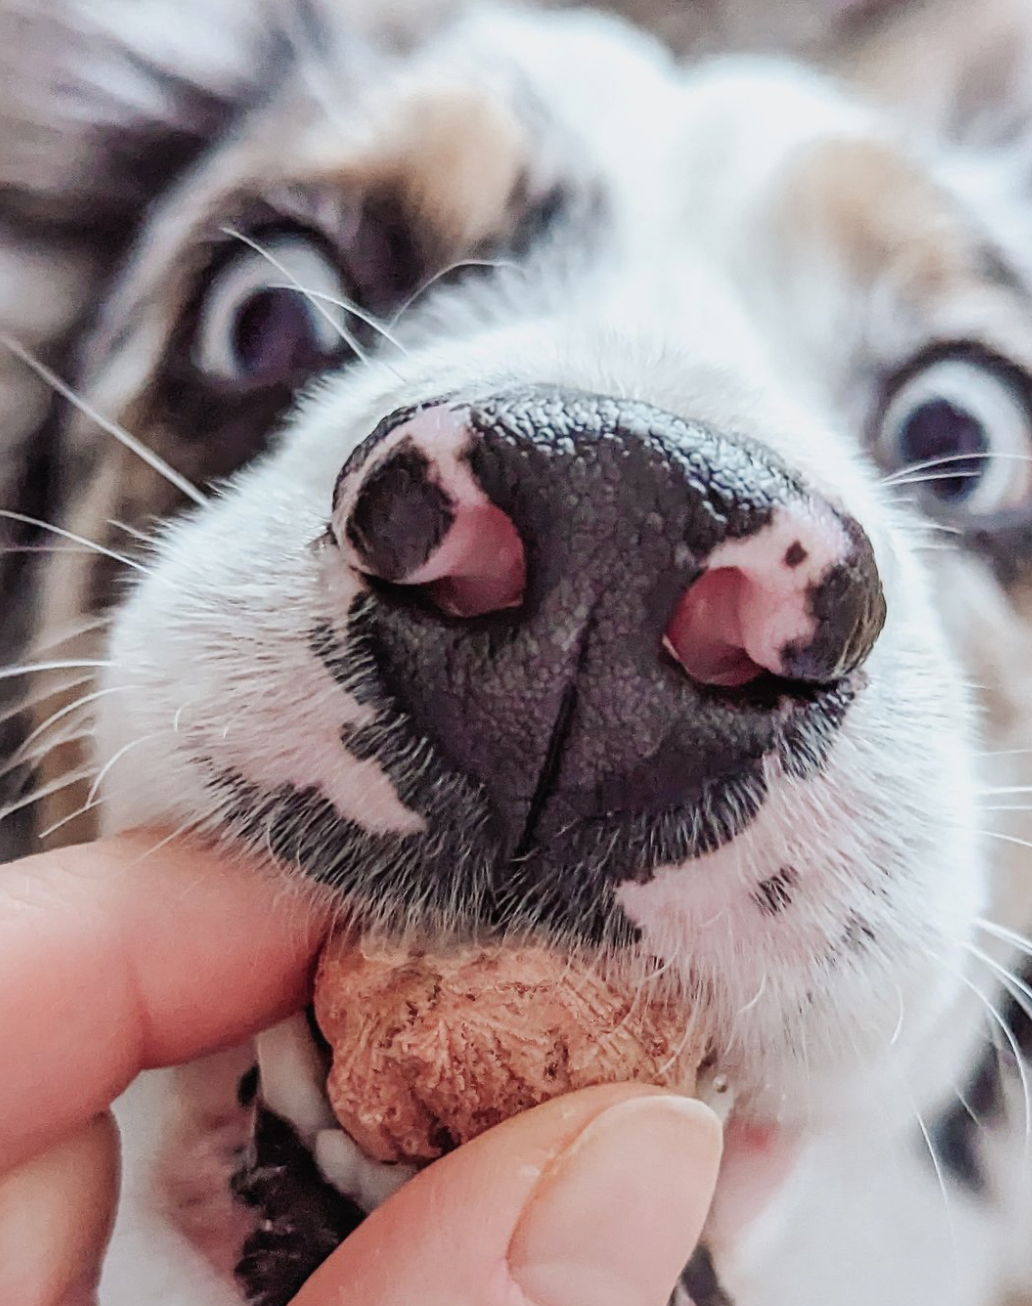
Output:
[[291, 1083, 723, 1306]]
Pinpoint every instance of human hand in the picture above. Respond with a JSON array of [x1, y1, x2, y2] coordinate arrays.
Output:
[[0, 836, 722, 1306]]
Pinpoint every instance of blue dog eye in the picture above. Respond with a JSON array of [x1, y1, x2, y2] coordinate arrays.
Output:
[[229, 287, 331, 381], [194, 233, 352, 385], [891, 397, 989, 502], [876, 353, 1032, 520]]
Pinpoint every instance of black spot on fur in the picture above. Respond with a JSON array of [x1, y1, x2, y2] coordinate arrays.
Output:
[[1008, 960, 1032, 1061], [237, 1065, 260, 1108], [842, 913, 876, 952], [232, 1107, 366, 1306], [927, 1044, 1005, 1195], [925, 957, 1032, 1194], [783, 540, 807, 568], [678, 1244, 734, 1305], [929, 1100, 990, 1194], [753, 866, 799, 916], [776, 677, 857, 780]]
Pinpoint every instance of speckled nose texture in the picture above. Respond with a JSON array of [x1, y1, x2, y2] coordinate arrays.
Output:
[[318, 387, 884, 938]]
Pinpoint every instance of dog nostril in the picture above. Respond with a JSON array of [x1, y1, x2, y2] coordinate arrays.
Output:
[[663, 568, 766, 689], [334, 407, 527, 617], [663, 504, 886, 689], [411, 502, 525, 617]]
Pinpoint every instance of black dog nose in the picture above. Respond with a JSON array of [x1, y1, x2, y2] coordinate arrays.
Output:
[[330, 387, 885, 855]]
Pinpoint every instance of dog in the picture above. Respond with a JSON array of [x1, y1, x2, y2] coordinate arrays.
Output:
[[4, 0, 1032, 1301]]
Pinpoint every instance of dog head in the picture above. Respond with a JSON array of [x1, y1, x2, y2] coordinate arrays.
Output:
[[13, 1, 1032, 1134]]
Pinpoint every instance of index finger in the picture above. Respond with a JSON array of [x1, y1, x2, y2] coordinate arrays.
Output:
[[0, 835, 329, 1172]]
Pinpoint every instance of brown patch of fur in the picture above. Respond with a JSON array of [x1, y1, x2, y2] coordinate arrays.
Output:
[[334, 85, 531, 253], [779, 136, 975, 300]]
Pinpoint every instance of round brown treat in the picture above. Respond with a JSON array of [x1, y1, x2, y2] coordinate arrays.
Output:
[[313, 938, 704, 1164]]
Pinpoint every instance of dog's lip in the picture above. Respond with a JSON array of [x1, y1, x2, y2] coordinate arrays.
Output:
[[709, 1119, 803, 1248]]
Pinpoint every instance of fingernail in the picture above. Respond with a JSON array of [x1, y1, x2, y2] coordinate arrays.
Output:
[[510, 1095, 723, 1306]]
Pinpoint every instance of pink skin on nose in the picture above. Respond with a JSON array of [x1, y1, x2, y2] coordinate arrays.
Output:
[[664, 501, 852, 687], [336, 405, 526, 617], [405, 501, 525, 618]]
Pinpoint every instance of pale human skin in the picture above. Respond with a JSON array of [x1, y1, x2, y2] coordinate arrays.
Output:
[[0, 837, 723, 1306]]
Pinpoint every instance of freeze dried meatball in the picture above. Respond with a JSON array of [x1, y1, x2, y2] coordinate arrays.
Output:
[[314, 938, 706, 1165]]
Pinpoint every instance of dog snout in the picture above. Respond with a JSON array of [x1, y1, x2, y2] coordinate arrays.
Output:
[[330, 386, 885, 857]]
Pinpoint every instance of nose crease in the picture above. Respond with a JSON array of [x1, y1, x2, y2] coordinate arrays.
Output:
[[514, 676, 581, 865]]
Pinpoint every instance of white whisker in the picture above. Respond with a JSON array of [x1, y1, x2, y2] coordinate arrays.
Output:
[[889, 974, 906, 1047], [37, 794, 109, 842], [17, 684, 126, 757], [0, 659, 115, 683], [85, 734, 158, 808], [30, 614, 111, 654], [0, 545, 126, 560], [0, 726, 96, 786], [0, 765, 96, 826], [0, 335, 206, 507], [736, 971, 768, 1016], [127, 817, 206, 868], [882, 449, 1032, 488], [977, 918, 1032, 960], [0, 509, 143, 572], [35, 734, 157, 841], [389, 256, 525, 327], [107, 518, 158, 546], [0, 673, 93, 732], [269, 283, 408, 355], [976, 828, 1032, 855]]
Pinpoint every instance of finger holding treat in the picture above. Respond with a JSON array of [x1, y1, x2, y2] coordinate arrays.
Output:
[[236, 931, 733, 1306]]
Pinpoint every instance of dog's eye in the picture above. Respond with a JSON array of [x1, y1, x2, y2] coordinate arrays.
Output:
[[876, 353, 1032, 517], [194, 235, 350, 384]]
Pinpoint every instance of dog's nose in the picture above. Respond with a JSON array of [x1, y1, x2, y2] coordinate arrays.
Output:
[[331, 387, 885, 852]]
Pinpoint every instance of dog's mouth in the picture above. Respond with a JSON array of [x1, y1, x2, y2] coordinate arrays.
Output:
[[231, 1008, 754, 1306]]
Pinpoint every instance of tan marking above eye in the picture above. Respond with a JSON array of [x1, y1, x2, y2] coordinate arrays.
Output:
[[776, 137, 975, 297], [327, 85, 532, 252]]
